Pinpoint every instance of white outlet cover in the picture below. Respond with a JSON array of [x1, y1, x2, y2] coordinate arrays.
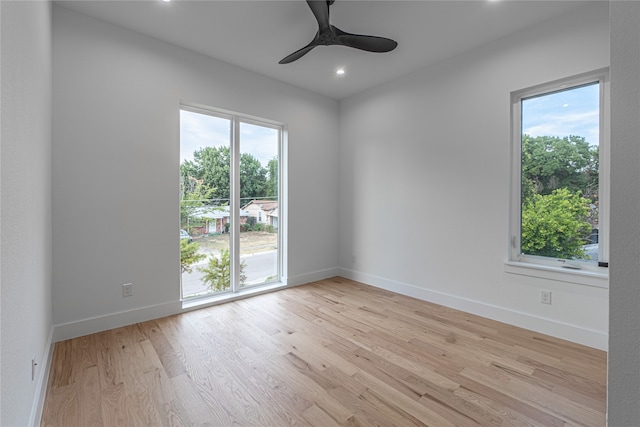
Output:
[[541, 290, 552, 304]]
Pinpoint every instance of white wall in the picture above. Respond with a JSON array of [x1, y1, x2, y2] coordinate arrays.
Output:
[[52, 6, 339, 339], [608, 0, 640, 424], [338, 2, 610, 349], [0, 1, 53, 425]]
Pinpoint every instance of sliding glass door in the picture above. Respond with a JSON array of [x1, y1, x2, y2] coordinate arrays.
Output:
[[239, 121, 280, 287], [179, 106, 282, 299]]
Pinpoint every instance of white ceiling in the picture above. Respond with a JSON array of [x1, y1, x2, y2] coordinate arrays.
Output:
[[55, 0, 591, 100]]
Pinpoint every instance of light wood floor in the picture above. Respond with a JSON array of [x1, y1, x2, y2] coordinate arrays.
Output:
[[41, 277, 606, 426]]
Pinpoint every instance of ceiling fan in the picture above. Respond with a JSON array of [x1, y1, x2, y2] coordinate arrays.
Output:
[[279, 0, 398, 64]]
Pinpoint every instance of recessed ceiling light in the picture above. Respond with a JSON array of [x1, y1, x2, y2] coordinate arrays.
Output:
[[161, 0, 171, 3], [336, 69, 345, 76]]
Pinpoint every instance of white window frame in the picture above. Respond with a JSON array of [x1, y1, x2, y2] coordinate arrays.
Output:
[[507, 69, 609, 288], [180, 102, 287, 303]]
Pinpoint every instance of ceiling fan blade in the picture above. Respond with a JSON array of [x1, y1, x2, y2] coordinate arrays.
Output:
[[306, 0, 330, 30], [335, 27, 398, 53], [278, 1, 328, 65], [278, 41, 318, 64], [279, 1, 398, 64]]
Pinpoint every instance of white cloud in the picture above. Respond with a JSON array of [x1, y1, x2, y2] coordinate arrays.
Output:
[[523, 109, 600, 145], [180, 110, 230, 163], [522, 82, 600, 145]]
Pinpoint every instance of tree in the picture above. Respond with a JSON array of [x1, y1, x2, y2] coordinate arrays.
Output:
[[265, 157, 278, 198], [180, 146, 268, 204], [521, 135, 597, 197], [240, 153, 267, 202], [193, 146, 231, 201], [198, 249, 247, 292], [180, 239, 206, 274], [582, 144, 600, 202], [521, 188, 592, 259], [180, 178, 216, 230], [520, 134, 600, 257]]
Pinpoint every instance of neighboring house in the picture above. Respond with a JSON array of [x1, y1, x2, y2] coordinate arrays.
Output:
[[242, 200, 278, 229], [188, 205, 249, 234], [269, 207, 279, 230]]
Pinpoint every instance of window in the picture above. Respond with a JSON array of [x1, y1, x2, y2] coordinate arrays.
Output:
[[509, 70, 609, 280], [179, 104, 284, 299]]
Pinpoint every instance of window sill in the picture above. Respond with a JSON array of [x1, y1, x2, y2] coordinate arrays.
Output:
[[181, 282, 287, 311], [504, 261, 609, 288]]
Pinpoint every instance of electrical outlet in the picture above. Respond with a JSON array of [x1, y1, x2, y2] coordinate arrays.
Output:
[[32, 356, 37, 381], [540, 290, 552, 305], [122, 283, 133, 297], [352, 254, 357, 264]]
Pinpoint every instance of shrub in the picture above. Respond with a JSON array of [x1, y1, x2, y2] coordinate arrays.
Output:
[[521, 188, 592, 259], [198, 249, 247, 292], [180, 239, 205, 274]]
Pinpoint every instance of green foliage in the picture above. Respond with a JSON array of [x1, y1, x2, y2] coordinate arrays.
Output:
[[198, 249, 247, 292], [180, 146, 269, 203], [180, 175, 217, 229], [265, 158, 279, 198], [180, 239, 206, 274], [188, 146, 231, 201], [522, 135, 598, 197], [240, 154, 267, 200], [243, 217, 260, 232], [521, 188, 592, 259], [520, 134, 599, 260]]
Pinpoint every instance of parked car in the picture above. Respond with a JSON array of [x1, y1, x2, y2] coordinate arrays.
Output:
[[180, 229, 192, 243]]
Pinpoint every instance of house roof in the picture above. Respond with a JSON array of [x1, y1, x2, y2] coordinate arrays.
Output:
[[190, 205, 249, 220], [242, 199, 278, 213]]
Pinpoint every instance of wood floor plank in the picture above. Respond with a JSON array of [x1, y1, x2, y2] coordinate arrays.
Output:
[[42, 277, 606, 426], [351, 370, 461, 426], [76, 365, 103, 427], [41, 383, 77, 427], [437, 365, 567, 427], [302, 405, 342, 427], [263, 351, 355, 424], [143, 319, 188, 379], [99, 383, 127, 427], [171, 373, 240, 426]]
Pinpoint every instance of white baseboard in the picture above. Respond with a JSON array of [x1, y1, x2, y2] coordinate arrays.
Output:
[[53, 301, 182, 343], [52, 268, 340, 344], [29, 326, 54, 427], [285, 267, 340, 287], [338, 268, 608, 351]]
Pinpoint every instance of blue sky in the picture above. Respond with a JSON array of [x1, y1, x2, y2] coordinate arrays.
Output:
[[180, 109, 278, 167], [181, 82, 599, 166], [522, 82, 600, 146]]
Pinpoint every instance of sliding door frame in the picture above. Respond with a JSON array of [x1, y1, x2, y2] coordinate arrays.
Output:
[[181, 102, 286, 296]]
